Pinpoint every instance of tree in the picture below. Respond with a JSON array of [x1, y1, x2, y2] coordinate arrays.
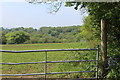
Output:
[[80, 16, 95, 41], [5, 31, 30, 44], [78, 15, 99, 47], [26, 0, 62, 13], [66, 2, 120, 48], [66, 2, 120, 79], [0, 32, 7, 44]]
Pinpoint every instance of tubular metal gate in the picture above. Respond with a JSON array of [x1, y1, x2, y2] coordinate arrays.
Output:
[[0, 48, 99, 79]]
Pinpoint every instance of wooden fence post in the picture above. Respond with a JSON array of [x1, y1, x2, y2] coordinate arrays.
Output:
[[101, 19, 107, 79]]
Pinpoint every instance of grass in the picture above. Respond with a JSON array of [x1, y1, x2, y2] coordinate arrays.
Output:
[[1, 42, 89, 50], [1, 42, 97, 78], [1, 42, 89, 62]]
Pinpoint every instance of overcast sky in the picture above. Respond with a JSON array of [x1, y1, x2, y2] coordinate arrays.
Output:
[[0, 0, 88, 29]]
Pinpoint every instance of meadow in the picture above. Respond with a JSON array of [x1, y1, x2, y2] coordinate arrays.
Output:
[[1, 43, 97, 78]]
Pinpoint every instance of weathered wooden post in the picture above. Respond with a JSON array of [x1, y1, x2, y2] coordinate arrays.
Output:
[[101, 19, 107, 79]]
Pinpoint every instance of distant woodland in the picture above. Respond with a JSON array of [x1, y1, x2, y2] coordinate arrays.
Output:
[[0, 26, 83, 44]]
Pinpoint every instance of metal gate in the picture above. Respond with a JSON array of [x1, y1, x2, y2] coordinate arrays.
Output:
[[0, 47, 99, 79]]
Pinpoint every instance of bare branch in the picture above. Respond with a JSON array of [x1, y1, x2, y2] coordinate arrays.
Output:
[[25, 0, 62, 13]]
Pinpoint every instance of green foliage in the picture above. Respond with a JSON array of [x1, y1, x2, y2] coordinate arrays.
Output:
[[57, 51, 97, 78], [107, 58, 120, 79], [66, 2, 120, 79], [79, 16, 99, 47], [66, 2, 120, 51], [1, 25, 81, 44], [5, 31, 30, 44], [0, 32, 7, 44]]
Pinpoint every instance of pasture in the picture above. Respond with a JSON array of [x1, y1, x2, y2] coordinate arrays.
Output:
[[1, 43, 97, 78]]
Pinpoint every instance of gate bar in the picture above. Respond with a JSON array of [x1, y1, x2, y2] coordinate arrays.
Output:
[[0, 71, 97, 76], [44, 51, 47, 80], [96, 45, 99, 79], [1, 48, 99, 79], [0, 60, 98, 65], [0, 48, 98, 53]]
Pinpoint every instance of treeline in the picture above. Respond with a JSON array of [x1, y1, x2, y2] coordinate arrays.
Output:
[[0, 25, 82, 44]]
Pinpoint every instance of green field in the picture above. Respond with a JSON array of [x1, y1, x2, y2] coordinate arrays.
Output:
[[1, 43, 97, 78]]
